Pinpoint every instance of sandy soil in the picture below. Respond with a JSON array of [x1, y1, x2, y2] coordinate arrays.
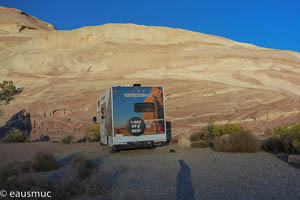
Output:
[[0, 143, 300, 200]]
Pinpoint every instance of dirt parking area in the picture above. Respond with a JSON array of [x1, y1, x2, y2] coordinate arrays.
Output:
[[0, 143, 300, 200]]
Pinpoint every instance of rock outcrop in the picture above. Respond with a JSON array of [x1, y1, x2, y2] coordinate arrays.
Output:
[[0, 109, 32, 139], [1, 6, 300, 140]]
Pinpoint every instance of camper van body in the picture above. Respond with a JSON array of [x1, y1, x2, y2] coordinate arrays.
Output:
[[96, 85, 167, 152]]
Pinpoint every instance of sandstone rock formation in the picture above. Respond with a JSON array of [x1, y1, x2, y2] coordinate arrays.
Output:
[[1, 6, 300, 141]]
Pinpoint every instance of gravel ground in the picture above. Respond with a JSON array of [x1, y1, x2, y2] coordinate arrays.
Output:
[[1, 143, 300, 200]]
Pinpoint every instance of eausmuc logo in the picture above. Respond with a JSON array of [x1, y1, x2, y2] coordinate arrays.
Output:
[[0, 190, 52, 198], [0, 190, 7, 198]]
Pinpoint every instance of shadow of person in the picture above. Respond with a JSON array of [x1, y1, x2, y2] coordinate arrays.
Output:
[[176, 160, 196, 200]]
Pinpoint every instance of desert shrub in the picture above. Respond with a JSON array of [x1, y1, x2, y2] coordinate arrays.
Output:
[[0, 162, 33, 186], [267, 123, 300, 154], [192, 122, 244, 142], [3, 128, 29, 143], [31, 151, 59, 172], [0, 80, 17, 105], [0, 164, 16, 184], [53, 169, 106, 200], [71, 155, 95, 179], [85, 125, 100, 142], [212, 123, 244, 137], [61, 134, 74, 144], [213, 130, 260, 153], [264, 128, 273, 135], [213, 134, 236, 152], [262, 137, 283, 153], [281, 132, 300, 154], [232, 130, 261, 152], [191, 140, 209, 148]]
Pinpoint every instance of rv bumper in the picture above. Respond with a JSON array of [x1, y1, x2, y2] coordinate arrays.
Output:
[[117, 141, 154, 150]]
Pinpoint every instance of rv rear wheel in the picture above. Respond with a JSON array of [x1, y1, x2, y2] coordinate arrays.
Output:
[[109, 146, 118, 153]]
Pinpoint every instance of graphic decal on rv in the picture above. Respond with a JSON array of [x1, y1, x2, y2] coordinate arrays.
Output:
[[113, 87, 165, 136]]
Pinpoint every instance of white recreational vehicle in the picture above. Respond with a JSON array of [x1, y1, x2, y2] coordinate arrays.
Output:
[[93, 84, 167, 152]]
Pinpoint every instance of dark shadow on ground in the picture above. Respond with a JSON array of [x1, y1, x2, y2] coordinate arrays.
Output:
[[58, 153, 104, 168], [176, 160, 196, 200], [104, 166, 127, 190], [58, 153, 79, 167], [276, 154, 300, 169]]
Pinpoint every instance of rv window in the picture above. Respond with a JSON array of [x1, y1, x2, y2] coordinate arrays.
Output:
[[134, 103, 155, 112], [101, 103, 106, 119]]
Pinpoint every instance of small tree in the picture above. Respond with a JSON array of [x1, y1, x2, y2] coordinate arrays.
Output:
[[0, 80, 17, 105]]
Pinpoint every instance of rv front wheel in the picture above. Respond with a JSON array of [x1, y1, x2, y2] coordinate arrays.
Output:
[[109, 146, 118, 153]]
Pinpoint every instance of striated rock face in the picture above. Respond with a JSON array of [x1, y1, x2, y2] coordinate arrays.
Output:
[[1, 6, 300, 140]]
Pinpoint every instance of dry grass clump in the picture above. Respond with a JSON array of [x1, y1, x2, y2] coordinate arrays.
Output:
[[0, 162, 31, 184], [53, 169, 106, 200], [53, 156, 105, 200], [85, 125, 100, 142], [3, 128, 29, 143], [0, 154, 106, 200], [61, 134, 74, 144], [71, 155, 95, 179], [213, 130, 261, 153], [31, 151, 59, 172]]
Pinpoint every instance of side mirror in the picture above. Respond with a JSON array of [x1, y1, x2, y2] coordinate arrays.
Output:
[[92, 116, 97, 124]]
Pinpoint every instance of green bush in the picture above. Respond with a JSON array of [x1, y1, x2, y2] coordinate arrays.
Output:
[[31, 151, 59, 172], [61, 134, 74, 144], [71, 155, 95, 179], [213, 130, 261, 153], [85, 125, 100, 142], [0, 80, 17, 105], [191, 122, 244, 142], [3, 128, 29, 143], [267, 123, 300, 154]]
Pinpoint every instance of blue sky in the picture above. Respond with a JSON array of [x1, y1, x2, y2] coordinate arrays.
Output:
[[1, 0, 299, 52]]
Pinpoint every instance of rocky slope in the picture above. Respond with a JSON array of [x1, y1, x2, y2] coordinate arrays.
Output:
[[1, 6, 300, 141]]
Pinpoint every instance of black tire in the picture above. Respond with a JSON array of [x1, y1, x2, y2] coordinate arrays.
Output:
[[109, 146, 118, 153]]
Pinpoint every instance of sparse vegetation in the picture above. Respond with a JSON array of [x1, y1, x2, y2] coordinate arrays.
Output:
[[31, 151, 59, 172], [0, 80, 19, 106], [85, 125, 100, 142], [191, 117, 260, 153], [61, 134, 74, 144], [0, 153, 105, 200], [3, 128, 29, 143], [264, 123, 300, 154], [213, 130, 261, 153], [53, 169, 106, 200], [71, 155, 95, 179], [191, 120, 244, 142]]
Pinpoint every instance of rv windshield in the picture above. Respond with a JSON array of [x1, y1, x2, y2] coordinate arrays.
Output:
[[134, 103, 155, 112]]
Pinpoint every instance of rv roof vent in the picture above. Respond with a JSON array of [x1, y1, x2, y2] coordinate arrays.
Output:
[[133, 84, 141, 87]]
